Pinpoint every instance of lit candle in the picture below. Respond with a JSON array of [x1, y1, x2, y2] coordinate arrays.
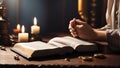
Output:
[[13, 24, 21, 34], [17, 24, 21, 31], [31, 17, 40, 34], [18, 25, 29, 42], [78, 0, 83, 11]]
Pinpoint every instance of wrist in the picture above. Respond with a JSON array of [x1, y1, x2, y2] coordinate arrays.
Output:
[[94, 29, 107, 41]]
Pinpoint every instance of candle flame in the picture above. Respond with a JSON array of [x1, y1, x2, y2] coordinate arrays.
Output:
[[34, 17, 37, 25], [17, 24, 20, 30], [21, 25, 25, 33]]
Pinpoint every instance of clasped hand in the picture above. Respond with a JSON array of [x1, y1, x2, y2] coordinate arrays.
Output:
[[68, 18, 97, 40]]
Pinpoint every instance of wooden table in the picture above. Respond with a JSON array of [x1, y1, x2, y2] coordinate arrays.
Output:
[[0, 33, 119, 68], [0, 47, 120, 68]]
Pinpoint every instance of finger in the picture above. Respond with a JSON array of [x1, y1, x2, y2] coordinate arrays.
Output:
[[69, 29, 77, 34], [76, 19, 86, 25], [69, 18, 76, 27], [73, 34, 78, 37], [68, 24, 73, 29], [68, 19, 76, 30], [69, 29, 75, 33], [75, 25, 84, 35], [75, 25, 85, 37], [71, 32, 78, 37], [70, 29, 78, 36]]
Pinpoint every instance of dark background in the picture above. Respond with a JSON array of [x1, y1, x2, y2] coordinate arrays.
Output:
[[6, 0, 106, 35]]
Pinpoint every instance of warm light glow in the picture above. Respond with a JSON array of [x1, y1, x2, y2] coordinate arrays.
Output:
[[34, 17, 37, 25], [0, 16, 3, 20], [17, 24, 20, 30], [78, 0, 82, 11], [21, 25, 25, 33], [0, 17, 2, 20]]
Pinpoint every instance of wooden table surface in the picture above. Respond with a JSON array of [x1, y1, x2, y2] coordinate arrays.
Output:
[[0, 33, 119, 68], [0, 47, 120, 68]]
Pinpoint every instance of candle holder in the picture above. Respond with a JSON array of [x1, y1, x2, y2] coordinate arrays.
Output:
[[10, 35, 18, 45], [10, 29, 21, 45], [0, 0, 12, 46], [30, 34, 42, 41], [0, 17, 12, 46], [12, 30, 20, 40]]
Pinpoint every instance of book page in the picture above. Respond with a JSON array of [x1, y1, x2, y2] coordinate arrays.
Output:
[[15, 41, 58, 50], [48, 36, 98, 52], [12, 41, 61, 58], [48, 37, 77, 48], [48, 41, 73, 55], [48, 36, 94, 49]]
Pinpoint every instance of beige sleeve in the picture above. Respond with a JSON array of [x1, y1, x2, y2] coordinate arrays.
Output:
[[106, 0, 114, 25]]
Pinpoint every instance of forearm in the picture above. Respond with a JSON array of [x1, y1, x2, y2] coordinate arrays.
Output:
[[94, 29, 107, 41]]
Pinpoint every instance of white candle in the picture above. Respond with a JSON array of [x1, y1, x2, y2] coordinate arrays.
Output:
[[18, 25, 29, 42], [31, 17, 40, 34]]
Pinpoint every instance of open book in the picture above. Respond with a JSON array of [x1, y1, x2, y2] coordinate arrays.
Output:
[[11, 36, 98, 59]]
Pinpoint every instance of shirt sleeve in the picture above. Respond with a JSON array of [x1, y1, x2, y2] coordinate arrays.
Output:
[[107, 29, 120, 52]]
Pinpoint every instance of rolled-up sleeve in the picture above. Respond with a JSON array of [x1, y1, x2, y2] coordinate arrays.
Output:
[[107, 29, 120, 52]]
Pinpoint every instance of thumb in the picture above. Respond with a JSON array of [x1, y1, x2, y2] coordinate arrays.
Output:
[[75, 25, 84, 29], [75, 25, 84, 34]]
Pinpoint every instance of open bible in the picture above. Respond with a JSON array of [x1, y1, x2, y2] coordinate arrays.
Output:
[[11, 36, 98, 59]]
